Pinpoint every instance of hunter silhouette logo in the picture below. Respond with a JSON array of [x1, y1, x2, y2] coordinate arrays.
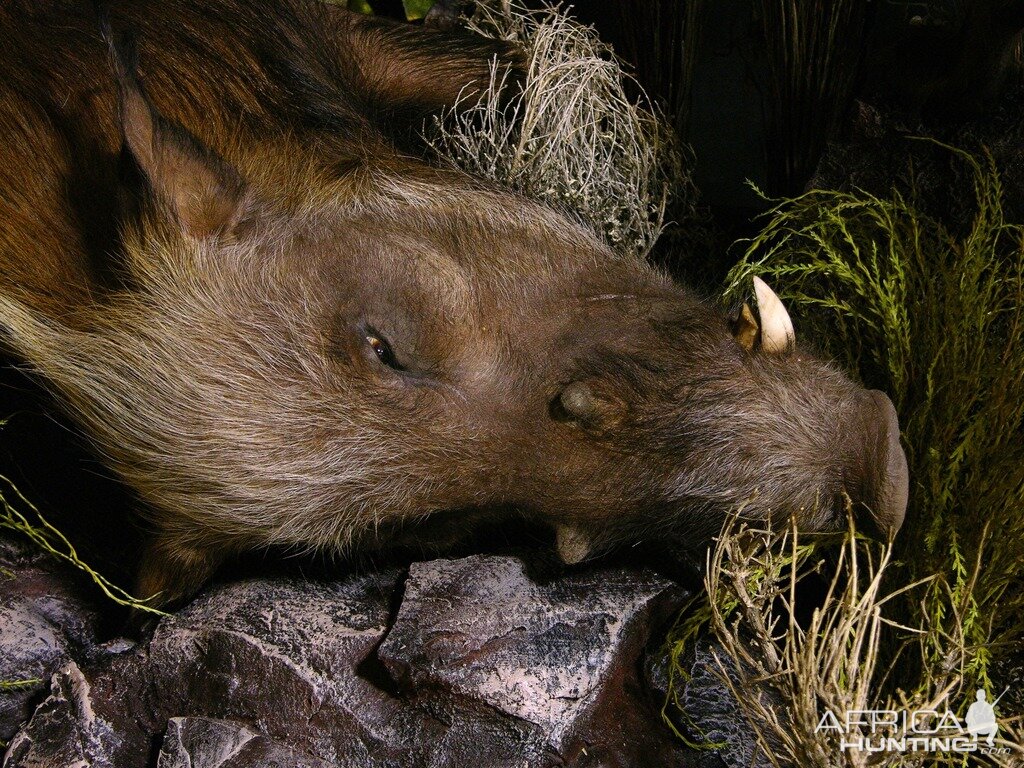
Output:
[[815, 687, 1012, 754], [966, 688, 1007, 747]]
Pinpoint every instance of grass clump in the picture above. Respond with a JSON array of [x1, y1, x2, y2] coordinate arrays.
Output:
[[758, 0, 871, 196], [686, 517, 1022, 767], [664, 144, 1023, 764], [591, 0, 706, 142], [426, 0, 694, 260]]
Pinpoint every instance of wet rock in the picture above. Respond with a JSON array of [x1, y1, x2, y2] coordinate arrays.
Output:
[[0, 536, 101, 742], [156, 717, 334, 768]]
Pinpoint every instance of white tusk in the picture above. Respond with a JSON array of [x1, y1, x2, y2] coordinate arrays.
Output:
[[753, 276, 796, 354]]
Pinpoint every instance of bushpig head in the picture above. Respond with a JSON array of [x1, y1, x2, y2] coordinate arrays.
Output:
[[0, 37, 908, 605]]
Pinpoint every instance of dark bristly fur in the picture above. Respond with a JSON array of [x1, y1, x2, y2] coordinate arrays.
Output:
[[0, 0, 907, 605]]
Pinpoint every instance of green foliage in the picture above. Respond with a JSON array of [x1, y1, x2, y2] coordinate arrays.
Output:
[[328, 0, 437, 21], [658, 144, 1024, 765], [0, 679, 42, 691], [0, 473, 167, 616], [723, 145, 1024, 691], [402, 0, 435, 21], [665, 142, 1024, 763]]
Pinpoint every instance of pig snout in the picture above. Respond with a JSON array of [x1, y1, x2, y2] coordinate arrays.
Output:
[[525, 281, 908, 564], [847, 389, 909, 537]]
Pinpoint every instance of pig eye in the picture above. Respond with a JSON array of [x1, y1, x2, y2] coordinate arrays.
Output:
[[366, 332, 402, 370]]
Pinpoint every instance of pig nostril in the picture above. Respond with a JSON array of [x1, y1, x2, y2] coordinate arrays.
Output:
[[851, 390, 909, 539], [868, 390, 909, 537]]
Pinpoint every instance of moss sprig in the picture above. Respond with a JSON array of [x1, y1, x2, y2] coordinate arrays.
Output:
[[0, 474, 166, 616]]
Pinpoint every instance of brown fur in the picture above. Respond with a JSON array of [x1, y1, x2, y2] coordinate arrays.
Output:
[[0, 0, 907, 605]]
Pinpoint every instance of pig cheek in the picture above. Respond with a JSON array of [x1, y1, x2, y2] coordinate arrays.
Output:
[[528, 434, 628, 519]]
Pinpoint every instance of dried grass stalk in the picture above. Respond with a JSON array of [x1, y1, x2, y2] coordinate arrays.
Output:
[[759, 0, 871, 195], [0, 470, 166, 615], [701, 516, 1023, 767], [426, 0, 693, 259], [725, 144, 1024, 698]]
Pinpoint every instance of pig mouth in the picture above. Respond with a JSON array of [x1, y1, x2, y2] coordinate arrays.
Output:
[[352, 385, 910, 571], [668, 388, 909, 542]]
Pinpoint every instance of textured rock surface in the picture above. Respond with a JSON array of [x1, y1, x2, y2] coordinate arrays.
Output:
[[679, 638, 773, 768], [0, 538, 101, 742], [380, 556, 687, 765], [146, 570, 425, 767], [157, 717, 335, 768], [2, 655, 152, 768], [2, 550, 695, 767]]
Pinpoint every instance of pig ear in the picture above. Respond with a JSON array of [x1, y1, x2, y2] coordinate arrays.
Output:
[[753, 276, 796, 354], [111, 37, 249, 239], [731, 302, 760, 351], [555, 525, 593, 564]]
